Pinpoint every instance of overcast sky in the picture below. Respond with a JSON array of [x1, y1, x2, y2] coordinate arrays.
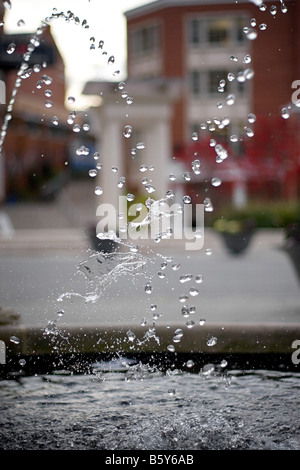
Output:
[[4, 0, 150, 107]]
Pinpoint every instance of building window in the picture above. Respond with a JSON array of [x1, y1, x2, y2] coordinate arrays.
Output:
[[190, 70, 201, 95], [207, 70, 228, 95], [207, 19, 230, 45], [188, 15, 246, 47], [130, 23, 161, 57]]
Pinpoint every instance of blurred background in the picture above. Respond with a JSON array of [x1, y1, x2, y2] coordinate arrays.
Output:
[[0, 0, 300, 328]]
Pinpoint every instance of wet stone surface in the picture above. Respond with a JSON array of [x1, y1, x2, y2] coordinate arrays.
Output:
[[0, 365, 300, 450]]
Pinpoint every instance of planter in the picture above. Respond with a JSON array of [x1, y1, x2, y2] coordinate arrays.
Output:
[[87, 226, 120, 253], [220, 230, 254, 255]]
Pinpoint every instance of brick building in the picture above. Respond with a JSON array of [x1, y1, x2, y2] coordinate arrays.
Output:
[[0, 16, 73, 202], [124, 0, 300, 207]]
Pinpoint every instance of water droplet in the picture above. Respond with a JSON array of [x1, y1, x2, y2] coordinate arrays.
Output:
[[45, 89, 52, 98], [259, 23, 267, 31], [98, 40, 104, 49], [73, 124, 81, 133], [83, 123, 90, 132], [117, 177, 126, 188], [186, 320, 195, 328], [230, 55, 238, 62], [126, 330, 136, 342], [227, 72, 235, 82], [183, 195, 191, 204], [220, 359, 228, 368], [281, 3, 287, 13], [33, 64, 41, 73], [246, 28, 257, 40], [245, 127, 254, 137], [145, 283, 152, 294], [145, 184, 155, 194], [270, 5, 277, 15], [7, 42, 16, 54], [3, 0, 12, 9], [282, 107, 290, 119], [244, 68, 254, 80], [10, 335, 20, 344], [243, 54, 252, 64], [219, 79, 226, 88], [182, 171, 191, 181], [248, 113, 256, 123], [207, 336, 217, 347], [41, 74, 52, 85], [179, 274, 193, 283], [168, 389, 176, 396], [192, 132, 198, 141], [93, 152, 100, 160], [250, 18, 256, 27], [89, 169, 97, 178], [173, 328, 183, 342], [127, 193, 135, 202], [226, 94, 235, 106], [126, 96, 133, 105], [189, 287, 199, 297], [67, 96, 75, 104], [167, 344, 175, 352], [95, 186, 103, 195], [112, 166, 118, 172], [259, 3, 267, 11], [206, 248, 212, 256], [19, 358, 26, 366], [199, 318, 206, 326], [136, 142, 145, 150], [179, 294, 188, 303], [108, 55, 115, 65], [51, 116, 59, 126], [123, 125, 132, 138], [195, 275, 203, 284], [211, 177, 222, 187], [45, 100, 53, 108], [204, 197, 213, 212]]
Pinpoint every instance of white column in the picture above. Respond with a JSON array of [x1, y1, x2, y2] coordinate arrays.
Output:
[[96, 112, 124, 234]]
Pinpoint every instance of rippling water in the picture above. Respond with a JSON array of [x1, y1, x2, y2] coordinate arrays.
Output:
[[1, 362, 300, 450]]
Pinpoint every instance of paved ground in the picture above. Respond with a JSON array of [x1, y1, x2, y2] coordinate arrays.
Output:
[[0, 212, 299, 328]]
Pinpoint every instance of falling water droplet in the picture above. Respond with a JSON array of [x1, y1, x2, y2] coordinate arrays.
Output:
[[207, 336, 217, 346], [136, 142, 145, 150], [89, 169, 97, 178], [199, 318, 206, 326], [126, 330, 136, 342], [206, 248, 212, 256], [226, 94, 235, 106], [145, 184, 156, 194], [126, 96, 133, 105], [167, 344, 175, 352], [67, 96, 75, 104], [230, 55, 238, 62], [42, 74, 52, 85], [45, 100, 53, 108], [127, 193, 135, 202], [10, 335, 20, 344], [270, 5, 277, 15], [6, 42, 16, 54], [123, 125, 132, 138], [95, 186, 103, 195], [108, 55, 115, 65], [259, 23, 267, 31], [73, 124, 81, 133], [145, 283, 152, 294], [248, 113, 256, 123], [183, 195, 191, 204], [204, 197, 214, 212], [259, 3, 267, 11], [243, 54, 252, 64], [139, 164, 147, 172], [282, 108, 290, 119], [51, 116, 59, 126], [189, 287, 199, 297], [246, 28, 257, 40], [211, 177, 222, 187]]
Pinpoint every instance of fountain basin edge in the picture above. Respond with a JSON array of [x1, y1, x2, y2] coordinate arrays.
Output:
[[0, 322, 299, 377]]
